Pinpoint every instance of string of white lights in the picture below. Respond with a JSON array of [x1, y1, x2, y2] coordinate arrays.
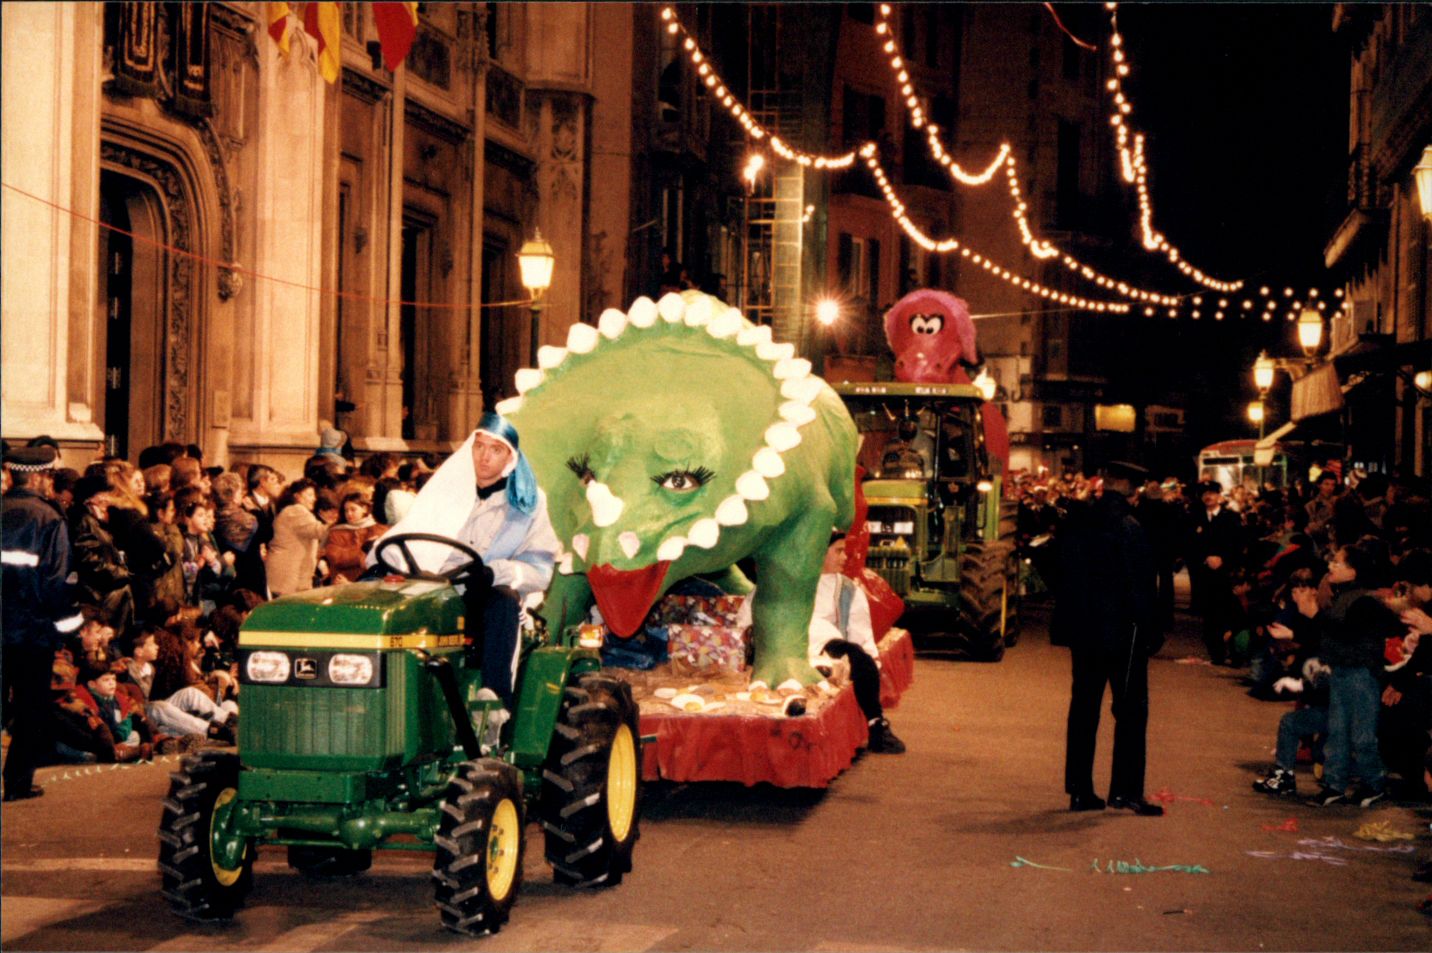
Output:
[[660, 7, 856, 170], [861, 144, 1131, 313], [1103, 2, 1243, 292]]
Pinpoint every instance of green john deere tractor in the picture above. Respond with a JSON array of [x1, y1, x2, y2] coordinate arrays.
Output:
[[157, 534, 641, 936], [834, 381, 1020, 660]]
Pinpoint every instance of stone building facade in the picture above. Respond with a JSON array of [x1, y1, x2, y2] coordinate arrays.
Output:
[[2, 2, 634, 473]]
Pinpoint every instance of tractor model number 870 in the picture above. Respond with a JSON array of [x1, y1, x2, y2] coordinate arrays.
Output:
[[156, 533, 641, 936]]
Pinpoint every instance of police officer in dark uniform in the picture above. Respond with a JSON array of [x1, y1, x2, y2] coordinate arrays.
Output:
[[2, 445, 81, 801], [1054, 460, 1164, 815], [1186, 480, 1244, 664]]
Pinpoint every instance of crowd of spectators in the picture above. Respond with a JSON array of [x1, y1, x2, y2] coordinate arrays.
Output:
[[1, 428, 440, 798], [1014, 464, 1432, 875]]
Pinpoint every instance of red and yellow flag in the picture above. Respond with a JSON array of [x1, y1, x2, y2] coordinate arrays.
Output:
[[267, 1, 292, 55], [302, 1, 342, 84], [372, 2, 419, 72]]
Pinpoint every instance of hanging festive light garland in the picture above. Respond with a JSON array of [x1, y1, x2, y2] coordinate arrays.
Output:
[[871, 4, 1188, 308], [659, 7, 856, 170], [861, 144, 1131, 313], [1103, 2, 1242, 292]]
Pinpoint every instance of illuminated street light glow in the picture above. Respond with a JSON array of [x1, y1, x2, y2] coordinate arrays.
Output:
[[815, 299, 840, 327]]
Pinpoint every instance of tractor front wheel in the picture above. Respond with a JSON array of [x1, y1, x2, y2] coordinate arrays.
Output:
[[432, 758, 525, 937], [157, 751, 254, 921], [540, 674, 642, 887], [958, 540, 1013, 662]]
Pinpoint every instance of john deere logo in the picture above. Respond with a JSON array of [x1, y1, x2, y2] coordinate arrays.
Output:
[[294, 657, 319, 680]]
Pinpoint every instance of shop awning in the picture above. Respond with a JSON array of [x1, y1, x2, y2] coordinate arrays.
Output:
[[1291, 363, 1345, 421], [1254, 421, 1298, 465]]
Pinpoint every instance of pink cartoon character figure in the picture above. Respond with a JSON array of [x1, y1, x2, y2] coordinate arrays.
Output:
[[884, 289, 978, 383], [883, 288, 1009, 468]]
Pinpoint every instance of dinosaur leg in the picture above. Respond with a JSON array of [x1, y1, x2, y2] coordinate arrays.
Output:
[[749, 506, 835, 687], [543, 571, 594, 637]]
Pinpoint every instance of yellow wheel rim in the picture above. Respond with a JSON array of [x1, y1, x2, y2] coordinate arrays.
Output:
[[606, 723, 637, 843], [210, 787, 245, 886], [485, 798, 520, 902]]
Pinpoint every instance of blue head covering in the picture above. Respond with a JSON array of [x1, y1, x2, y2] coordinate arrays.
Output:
[[476, 412, 538, 516]]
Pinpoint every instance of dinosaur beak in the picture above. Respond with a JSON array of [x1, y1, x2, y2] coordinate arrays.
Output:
[[587, 561, 671, 636]]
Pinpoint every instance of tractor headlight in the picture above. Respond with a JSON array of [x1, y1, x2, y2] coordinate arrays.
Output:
[[245, 651, 291, 683], [327, 653, 375, 685]]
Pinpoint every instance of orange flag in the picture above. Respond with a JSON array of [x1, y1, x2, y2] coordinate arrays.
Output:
[[267, 1, 292, 55], [372, 2, 419, 72], [302, 1, 342, 84]]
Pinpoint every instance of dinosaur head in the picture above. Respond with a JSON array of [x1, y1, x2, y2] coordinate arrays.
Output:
[[503, 292, 827, 635], [883, 288, 976, 383]]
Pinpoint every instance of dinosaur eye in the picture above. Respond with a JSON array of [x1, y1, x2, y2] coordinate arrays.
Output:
[[565, 454, 594, 486], [653, 467, 714, 493]]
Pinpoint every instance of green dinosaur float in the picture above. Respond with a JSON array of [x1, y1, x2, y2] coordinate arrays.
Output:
[[499, 290, 858, 688]]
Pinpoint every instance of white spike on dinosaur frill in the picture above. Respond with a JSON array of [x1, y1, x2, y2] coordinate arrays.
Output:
[[656, 536, 687, 562], [514, 368, 544, 395], [780, 377, 823, 404], [715, 495, 749, 527], [756, 340, 794, 362], [776, 678, 805, 693], [752, 447, 786, 478], [558, 553, 575, 574], [566, 323, 599, 354], [570, 533, 589, 561], [537, 345, 567, 370], [773, 357, 812, 380], [683, 295, 714, 327], [494, 396, 523, 416], [737, 324, 773, 348], [779, 401, 817, 426], [765, 422, 802, 453], [598, 308, 628, 339], [618, 531, 641, 560], [585, 481, 625, 528], [628, 296, 658, 328], [688, 518, 721, 549], [706, 308, 744, 339], [735, 470, 770, 501], [657, 293, 686, 323]]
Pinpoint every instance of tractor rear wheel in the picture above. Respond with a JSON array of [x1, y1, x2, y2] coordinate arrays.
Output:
[[287, 845, 372, 877], [540, 674, 642, 887], [958, 540, 1014, 661], [157, 751, 254, 921], [432, 758, 524, 937]]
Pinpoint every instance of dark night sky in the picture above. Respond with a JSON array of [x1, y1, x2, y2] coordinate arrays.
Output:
[[1053, 3, 1348, 471]]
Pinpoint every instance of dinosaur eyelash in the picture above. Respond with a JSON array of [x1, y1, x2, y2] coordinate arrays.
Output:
[[652, 467, 714, 493], [566, 454, 594, 485]]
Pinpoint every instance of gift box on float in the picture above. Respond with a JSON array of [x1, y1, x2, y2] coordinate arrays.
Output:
[[651, 594, 746, 628], [667, 623, 749, 672]]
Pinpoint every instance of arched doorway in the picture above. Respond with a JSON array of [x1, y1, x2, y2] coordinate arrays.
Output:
[[97, 170, 168, 459]]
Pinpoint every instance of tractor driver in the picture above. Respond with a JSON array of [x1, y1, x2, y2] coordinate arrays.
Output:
[[367, 413, 560, 712], [880, 416, 932, 479]]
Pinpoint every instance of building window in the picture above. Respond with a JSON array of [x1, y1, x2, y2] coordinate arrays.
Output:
[[1042, 405, 1063, 429], [1056, 118, 1081, 228], [847, 3, 875, 25], [842, 85, 885, 148]]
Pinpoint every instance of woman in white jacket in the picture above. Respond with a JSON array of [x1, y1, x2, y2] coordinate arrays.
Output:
[[264, 479, 334, 596]]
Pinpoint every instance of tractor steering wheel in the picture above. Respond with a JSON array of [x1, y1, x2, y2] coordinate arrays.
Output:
[[372, 532, 486, 586]]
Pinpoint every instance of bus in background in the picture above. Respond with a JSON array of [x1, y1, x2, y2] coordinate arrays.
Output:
[[1197, 439, 1291, 494]]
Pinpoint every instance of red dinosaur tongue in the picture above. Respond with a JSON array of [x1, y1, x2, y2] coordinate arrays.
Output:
[[588, 562, 670, 637]]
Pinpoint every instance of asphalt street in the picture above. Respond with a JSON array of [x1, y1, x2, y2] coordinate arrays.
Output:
[[4, 602, 1430, 951]]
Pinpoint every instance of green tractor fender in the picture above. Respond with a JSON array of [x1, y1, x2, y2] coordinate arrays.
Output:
[[508, 645, 602, 770]]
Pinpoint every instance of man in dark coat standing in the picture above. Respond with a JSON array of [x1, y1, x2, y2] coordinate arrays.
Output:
[[1186, 481, 1244, 664], [1055, 461, 1164, 815], [2, 446, 82, 801]]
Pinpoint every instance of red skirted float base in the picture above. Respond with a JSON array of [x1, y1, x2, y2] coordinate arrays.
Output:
[[635, 627, 916, 788], [639, 685, 866, 787]]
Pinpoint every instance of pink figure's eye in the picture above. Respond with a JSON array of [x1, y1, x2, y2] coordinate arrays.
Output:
[[909, 313, 944, 335]]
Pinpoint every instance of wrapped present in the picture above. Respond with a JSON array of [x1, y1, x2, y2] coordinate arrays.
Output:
[[668, 623, 749, 672], [653, 594, 748, 627]]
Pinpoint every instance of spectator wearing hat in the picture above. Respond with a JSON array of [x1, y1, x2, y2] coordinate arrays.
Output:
[[68, 473, 137, 639], [2, 445, 82, 800], [1187, 480, 1244, 665], [1056, 460, 1165, 816]]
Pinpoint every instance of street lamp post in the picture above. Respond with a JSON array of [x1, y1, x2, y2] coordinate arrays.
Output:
[[517, 229, 555, 367], [1252, 351, 1275, 487], [1297, 307, 1324, 359]]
